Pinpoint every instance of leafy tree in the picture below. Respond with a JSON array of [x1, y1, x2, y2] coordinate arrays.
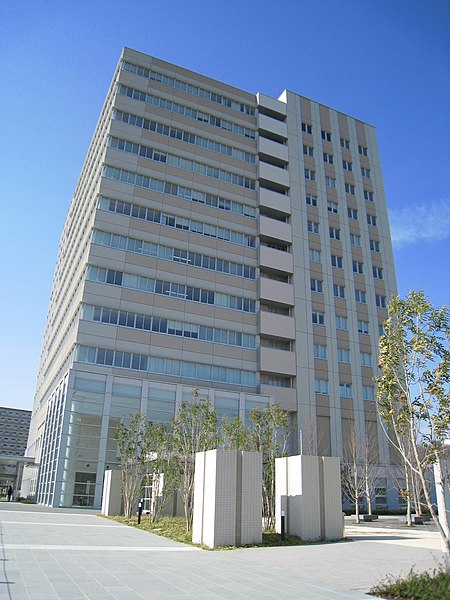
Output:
[[171, 388, 220, 531], [247, 403, 291, 530], [144, 420, 179, 523], [114, 413, 150, 518], [376, 291, 450, 560]]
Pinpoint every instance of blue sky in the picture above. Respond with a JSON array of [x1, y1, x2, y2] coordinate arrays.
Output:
[[1, 0, 449, 410]]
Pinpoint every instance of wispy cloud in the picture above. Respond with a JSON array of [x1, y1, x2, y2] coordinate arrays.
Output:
[[389, 199, 450, 248]]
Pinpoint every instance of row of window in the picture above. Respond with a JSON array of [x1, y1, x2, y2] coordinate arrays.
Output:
[[313, 343, 372, 366], [113, 109, 256, 164], [312, 290, 386, 317], [98, 194, 256, 248], [301, 123, 369, 156], [308, 188, 375, 202], [311, 270, 384, 298], [92, 229, 256, 280], [117, 84, 256, 139], [305, 168, 371, 183], [82, 304, 256, 348], [122, 62, 255, 115], [314, 313, 385, 332], [76, 344, 256, 386], [86, 266, 257, 313], [307, 220, 381, 251], [304, 149, 371, 176], [108, 136, 256, 190], [100, 162, 255, 217], [314, 379, 375, 400]]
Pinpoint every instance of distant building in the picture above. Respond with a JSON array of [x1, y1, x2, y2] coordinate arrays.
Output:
[[22, 48, 398, 509], [0, 406, 32, 498], [0, 407, 31, 456]]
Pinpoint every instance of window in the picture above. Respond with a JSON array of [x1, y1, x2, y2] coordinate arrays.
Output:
[[358, 145, 368, 156], [305, 168, 316, 181], [357, 320, 369, 334], [370, 239, 380, 252], [312, 311, 325, 325], [350, 233, 362, 247], [360, 352, 372, 367], [345, 183, 355, 195], [325, 176, 336, 189], [331, 254, 343, 268], [378, 322, 385, 336], [367, 213, 377, 226], [355, 289, 367, 303], [375, 479, 387, 508], [361, 166, 371, 178], [323, 152, 334, 164], [333, 284, 345, 298], [364, 190, 374, 202], [311, 278, 323, 293], [315, 379, 329, 394], [321, 130, 332, 142], [306, 194, 318, 207], [336, 315, 348, 330], [338, 348, 351, 363], [327, 200, 339, 213], [363, 385, 375, 401], [309, 248, 322, 263], [340, 138, 350, 149], [342, 159, 353, 171], [376, 294, 386, 308], [303, 144, 314, 156], [347, 207, 358, 219], [302, 122, 313, 134], [352, 260, 363, 274], [339, 383, 353, 398], [308, 220, 319, 234], [314, 344, 327, 359], [329, 227, 340, 240], [372, 266, 383, 279]]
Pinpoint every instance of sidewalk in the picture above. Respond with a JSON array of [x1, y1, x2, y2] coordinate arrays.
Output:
[[0, 503, 443, 599]]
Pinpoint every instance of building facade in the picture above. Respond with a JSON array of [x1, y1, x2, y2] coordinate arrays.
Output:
[[22, 48, 398, 509], [0, 406, 32, 498]]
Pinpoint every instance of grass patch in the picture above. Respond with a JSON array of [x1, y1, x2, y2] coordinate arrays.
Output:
[[369, 568, 450, 600], [104, 515, 329, 549]]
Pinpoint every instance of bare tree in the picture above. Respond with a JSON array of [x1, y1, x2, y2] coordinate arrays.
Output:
[[115, 413, 149, 518], [171, 388, 219, 531]]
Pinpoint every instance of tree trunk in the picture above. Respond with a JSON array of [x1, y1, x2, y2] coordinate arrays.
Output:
[[355, 497, 360, 524]]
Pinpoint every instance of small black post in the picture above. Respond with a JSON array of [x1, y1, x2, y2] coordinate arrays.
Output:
[[137, 498, 143, 525], [281, 510, 285, 540]]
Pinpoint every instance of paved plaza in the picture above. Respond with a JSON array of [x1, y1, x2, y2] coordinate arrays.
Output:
[[0, 502, 443, 599]]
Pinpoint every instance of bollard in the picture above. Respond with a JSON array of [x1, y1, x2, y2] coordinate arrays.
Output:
[[137, 498, 143, 525], [281, 510, 285, 540]]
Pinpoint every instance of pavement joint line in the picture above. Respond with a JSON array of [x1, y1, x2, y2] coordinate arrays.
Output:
[[4, 544, 200, 552], [0, 521, 124, 527]]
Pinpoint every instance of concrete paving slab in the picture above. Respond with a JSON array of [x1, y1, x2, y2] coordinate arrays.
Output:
[[0, 503, 443, 599]]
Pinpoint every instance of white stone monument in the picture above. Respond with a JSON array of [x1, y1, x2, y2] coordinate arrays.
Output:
[[275, 455, 343, 541], [101, 469, 122, 516], [192, 449, 262, 548]]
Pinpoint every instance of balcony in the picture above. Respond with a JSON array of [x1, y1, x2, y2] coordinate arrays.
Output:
[[258, 161, 290, 188], [259, 187, 291, 215], [259, 312, 295, 339], [260, 347, 296, 375]]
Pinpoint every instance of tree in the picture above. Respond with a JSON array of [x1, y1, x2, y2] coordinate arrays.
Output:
[[341, 423, 378, 523], [247, 403, 291, 530], [171, 388, 219, 531], [144, 420, 179, 524], [115, 413, 150, 518], [376, 291, 450, 561]]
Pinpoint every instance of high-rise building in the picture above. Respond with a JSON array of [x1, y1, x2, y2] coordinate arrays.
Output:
[[22, 48, 397, 509]]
